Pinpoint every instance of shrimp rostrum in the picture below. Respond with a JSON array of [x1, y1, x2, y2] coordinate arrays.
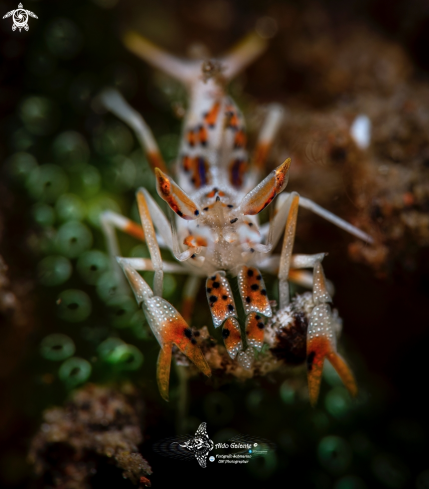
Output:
[[99, 32, 373, 403]]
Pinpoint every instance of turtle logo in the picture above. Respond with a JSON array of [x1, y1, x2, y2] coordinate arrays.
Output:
[[180, 422, 214, 468], [3, 3, 38, 32]]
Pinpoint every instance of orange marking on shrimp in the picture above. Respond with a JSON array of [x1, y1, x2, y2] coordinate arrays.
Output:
[[147, 151, 168, 173], [234, 129, 246, 148], [222, 318, 243, 359], [206, 273, 236, 327], [225, 105, 239, 129], [155, 168, 200, 219], [187, 129, 197, 147], [183, 235, 207, 247], [124, 221, 145, 241], [182, 155, 193, 172], [198, 124, 208, 146], [241, 158, 291, 215], [307, 336, 357, 406], [245, 312, 265, 351], [238, 266, 272, 316], [204, 102, 221, 128], [159, 316, 210, 374]]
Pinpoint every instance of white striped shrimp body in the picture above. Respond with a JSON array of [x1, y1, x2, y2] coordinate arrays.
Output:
[[100, 32, 373, 403]]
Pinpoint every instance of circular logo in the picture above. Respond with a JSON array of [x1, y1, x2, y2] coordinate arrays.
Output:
[[209, 456, 215, 462], [254, 442, 258, 447]]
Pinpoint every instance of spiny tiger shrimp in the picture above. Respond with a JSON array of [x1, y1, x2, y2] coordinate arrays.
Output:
[[98, 31, 373, 402]]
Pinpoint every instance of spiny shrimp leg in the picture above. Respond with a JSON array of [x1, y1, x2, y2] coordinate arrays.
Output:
[[257, 254, 335, 296], [118, 260, 210, 401], [237, 266, 272, 352], [306, 260, 357, 405], [286, 193, 373, 244], [118, 258, 203, 325], [260, 191, 374, 248], [100, 211, 145, 291], [278, 192, 299, 308], [136, 190, 164, 297], [205, 272, 243, 359], [220, 33, 267, 81], [123, 32, 197, 84], [116, 257, 187, 274], [100, 89, 168, 173]]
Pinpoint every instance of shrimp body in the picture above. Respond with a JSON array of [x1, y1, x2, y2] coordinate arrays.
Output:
[[100, 32, 372, 402]]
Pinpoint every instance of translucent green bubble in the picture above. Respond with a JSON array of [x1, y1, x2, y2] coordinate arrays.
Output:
[[73, 165, 101, 198], [325, 387, 351, 419], [5, 152, 38, 183], [96, 271, 121, 302], [334, 475, 367, 489], [56, 221, 92, 258], [57, 289, 92, 322], [52, 131, 89, 170], [59, 357, 91, 387], [93, 121, 134, 156], [32, 203, 55, 227], [130, 311, 151, 340], [37, 256, 72, 286], [280, 381, 295, 404], [87, 194, 122, 228], [248, 452, 277, 480], [55, 193, 86, 222], [318, 436, 352, 474], [76, 250, 109, 285], [40, 333, 75, 361], [108, 344, 143, 370], [19, 97, 60, 135], [372, 453, 409, 488], [97, 337, 125, 362], [45, 18, 83, 59], [106, 295, 138, 328], [103, 155, 136, 192], [203, 392, 234, 425], [26, 164, 68, 203]]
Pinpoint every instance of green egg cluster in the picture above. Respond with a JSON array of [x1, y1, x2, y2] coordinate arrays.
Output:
[[11, 75, 171, 392]]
